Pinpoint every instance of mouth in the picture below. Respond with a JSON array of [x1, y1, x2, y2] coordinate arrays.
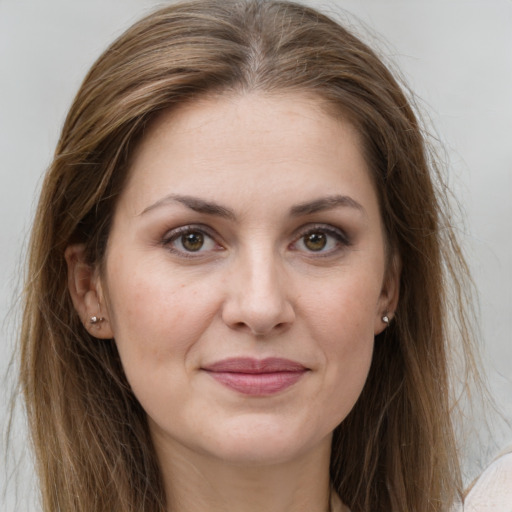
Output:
[[201, 357, 309, 396]]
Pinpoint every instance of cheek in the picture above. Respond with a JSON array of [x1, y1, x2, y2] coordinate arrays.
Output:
[[321, 301, 375, 388], [103, 264, 222, 425], [321, 322, 374, 428], [301, 273, 380, 415], [304, 269, 382, 341], [104, 262, 217, 368]]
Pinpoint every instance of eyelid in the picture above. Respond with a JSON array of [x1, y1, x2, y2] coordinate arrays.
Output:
[[290, 223, 351, 254], [161, 224, 224, 258], [160, 222, 350, 259], [162, 224, 214, 243]]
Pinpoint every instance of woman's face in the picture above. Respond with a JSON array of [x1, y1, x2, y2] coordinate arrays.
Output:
[[97, 92, 396, 466]]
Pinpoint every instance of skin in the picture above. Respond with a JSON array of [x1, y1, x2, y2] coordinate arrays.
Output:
[[66, 92, 398, 512]]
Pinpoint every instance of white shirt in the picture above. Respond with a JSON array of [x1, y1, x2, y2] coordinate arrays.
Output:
[[463, 452, 512, 511]]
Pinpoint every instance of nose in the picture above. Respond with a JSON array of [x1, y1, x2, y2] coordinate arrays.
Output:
[[221, 250, 295, 336]]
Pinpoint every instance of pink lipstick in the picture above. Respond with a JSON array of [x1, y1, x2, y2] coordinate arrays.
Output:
[[202, 357, 308, 395]]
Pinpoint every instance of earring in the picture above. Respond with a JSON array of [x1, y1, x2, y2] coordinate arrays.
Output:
[[89, 299, 105, 325], [382, 314, 390, 325]]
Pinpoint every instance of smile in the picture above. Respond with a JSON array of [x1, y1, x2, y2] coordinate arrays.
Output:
[[202, 357, 309, 395]]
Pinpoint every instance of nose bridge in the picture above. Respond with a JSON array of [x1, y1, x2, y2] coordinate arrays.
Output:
[[222, 240, 294, 335]]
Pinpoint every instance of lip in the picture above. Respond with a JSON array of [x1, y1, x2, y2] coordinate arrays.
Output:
[[202, 357, 309, 396]]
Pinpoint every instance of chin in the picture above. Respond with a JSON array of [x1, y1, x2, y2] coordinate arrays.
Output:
[[200, 417, 329, 467], [212, 442, 305, 467]]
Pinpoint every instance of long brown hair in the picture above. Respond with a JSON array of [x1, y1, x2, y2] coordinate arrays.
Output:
[[19, 1, 477, 510]]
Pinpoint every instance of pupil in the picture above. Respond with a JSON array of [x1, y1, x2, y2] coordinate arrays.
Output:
[[182, 232, 204, 251], [305, 232, 326, 251]]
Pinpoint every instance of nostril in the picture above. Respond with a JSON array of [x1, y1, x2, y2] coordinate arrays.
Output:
[[221, 285, 296, 336], [232, 320, 291, 337]]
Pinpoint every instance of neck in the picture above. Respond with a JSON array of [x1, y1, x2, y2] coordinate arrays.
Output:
[[154, 434, 334, 512]]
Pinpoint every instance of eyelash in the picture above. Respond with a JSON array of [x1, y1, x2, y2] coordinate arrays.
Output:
[[290, 224, 351, 257], [161, 224, 222, 259], [161, 223, 351, 258]]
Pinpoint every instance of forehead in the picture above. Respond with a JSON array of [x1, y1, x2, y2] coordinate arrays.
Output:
[[119, 91, 378, 219], [136, 91, 359, 159]]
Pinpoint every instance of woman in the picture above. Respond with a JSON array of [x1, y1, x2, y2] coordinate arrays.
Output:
[[19, 0, 478, 510]]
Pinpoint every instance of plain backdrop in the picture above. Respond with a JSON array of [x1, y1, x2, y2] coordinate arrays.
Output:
[[1, 0, 511, 509]]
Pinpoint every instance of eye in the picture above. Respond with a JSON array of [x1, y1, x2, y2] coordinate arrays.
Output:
[[162, 225, 221, 256], [303, 232, 329, 251], [291, 225, 350, 255], [180, 231, 206, 252]]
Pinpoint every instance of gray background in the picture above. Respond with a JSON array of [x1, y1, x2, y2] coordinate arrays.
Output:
[[1, 0, 511, 508]]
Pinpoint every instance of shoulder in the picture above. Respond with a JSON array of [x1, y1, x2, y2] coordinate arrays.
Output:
[[463, 451, 512, 511]]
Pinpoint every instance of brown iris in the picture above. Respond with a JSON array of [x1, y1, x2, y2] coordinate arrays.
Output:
[[304, 232, 327, 251], [182, 232, 204, 251]]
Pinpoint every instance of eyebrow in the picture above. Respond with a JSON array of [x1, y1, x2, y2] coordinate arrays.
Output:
[[140, 194, 236, 219], [139, 193, 365, 219], [290, 195, 366, 217]]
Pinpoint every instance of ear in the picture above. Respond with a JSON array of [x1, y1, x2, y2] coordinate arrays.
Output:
[[374, 253, 401, 335], [64, 244, 114, 339]]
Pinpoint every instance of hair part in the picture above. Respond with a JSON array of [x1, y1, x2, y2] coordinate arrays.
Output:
[[19, 1, 477, 510]]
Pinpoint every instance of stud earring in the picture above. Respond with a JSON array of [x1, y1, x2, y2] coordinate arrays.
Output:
[[89, 315, 104, 325], [382, 314, 390, 325]]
